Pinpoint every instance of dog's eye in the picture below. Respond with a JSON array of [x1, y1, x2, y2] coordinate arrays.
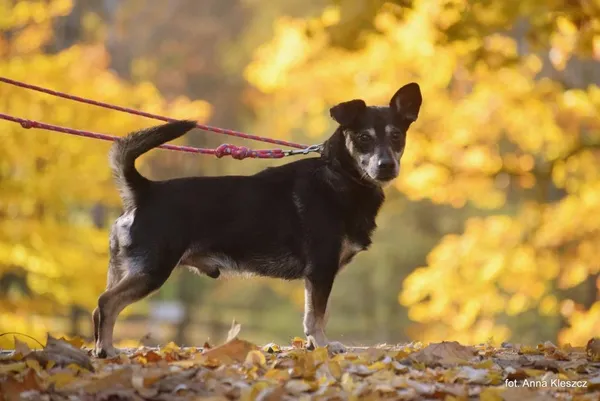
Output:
[[357, 133, 372, 143], [390, 131, 403, 141]]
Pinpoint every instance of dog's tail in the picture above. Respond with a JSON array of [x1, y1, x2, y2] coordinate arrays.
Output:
[[109, 120, 197, 209]]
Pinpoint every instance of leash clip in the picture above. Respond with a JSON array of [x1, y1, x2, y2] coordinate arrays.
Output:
[[284, 143, 324, 157]]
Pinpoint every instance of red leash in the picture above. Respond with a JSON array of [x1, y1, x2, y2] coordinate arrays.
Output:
[[0, 112, 288, 159], [0, 77, 322, 159], [0, 77, 307, 149]]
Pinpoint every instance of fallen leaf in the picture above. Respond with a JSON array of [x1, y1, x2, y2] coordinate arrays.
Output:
[[285, 379, 312, 395], [291, 337, 305, 349], [136, 350, 163, 364], [80, 368, 133, 393], [340, 372, 355, 393], [586, 338, 600, 361], [264, 368, 291, 382], [409, 341, 477, 365], [245, 350, 267, 367], [13, 338, 31, 360], [502, 387, 556, 401], [262, 343, 280, 353], [255, 387, 286, 401], [588, 374, 600, 390], [25, 335, 94, 372], [202, 338, 258, 364], [455, 366, 490, 384], [532, 358, 560, 372], [226, 320, 242, 342], [58, 336, 85, 349], [0, 369, 43, 401], [405, 378, 435, 395], [327, 361, 342, 380], [518, 345, 542, 355], [24, 359, 42, 374], [47, 370, 79, 389], [0, 362, 27, 374], [311, 347, 329, 364], [479, 387, 504, 401], [131, 370, 159, 398], [161, 341, 180, 354]]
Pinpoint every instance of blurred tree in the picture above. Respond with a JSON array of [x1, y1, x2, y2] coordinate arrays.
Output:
[[0, 0, 210, 348], [243, 0, 600, 345]]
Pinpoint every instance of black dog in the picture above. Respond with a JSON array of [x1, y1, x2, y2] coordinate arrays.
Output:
[[92, 83, 422, 357]]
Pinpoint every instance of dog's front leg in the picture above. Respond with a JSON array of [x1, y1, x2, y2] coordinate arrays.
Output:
[[303, 275, 346, 354]]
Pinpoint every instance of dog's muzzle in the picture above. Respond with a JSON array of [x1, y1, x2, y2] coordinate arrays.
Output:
[[375, 159, 398, 182]]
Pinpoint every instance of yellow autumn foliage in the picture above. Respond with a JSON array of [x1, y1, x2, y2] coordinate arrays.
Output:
[[245, 0, 600, 344], [0, 0, 210, 348]]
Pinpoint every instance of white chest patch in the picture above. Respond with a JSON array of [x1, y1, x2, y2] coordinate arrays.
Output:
[[339, 238, 364, 267]]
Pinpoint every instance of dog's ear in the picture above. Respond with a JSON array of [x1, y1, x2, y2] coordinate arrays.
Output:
[[330, 99, 366, 126], [390, 83, 422, 122]]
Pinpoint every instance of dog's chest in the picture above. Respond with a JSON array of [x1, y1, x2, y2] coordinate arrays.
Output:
[[339, 237, 365, 267]]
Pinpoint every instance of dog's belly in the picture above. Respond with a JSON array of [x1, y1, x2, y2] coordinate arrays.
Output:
[[179, 250, 306, 280]]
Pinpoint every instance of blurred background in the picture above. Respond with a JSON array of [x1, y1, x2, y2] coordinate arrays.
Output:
[[1, 0, 599, 350]]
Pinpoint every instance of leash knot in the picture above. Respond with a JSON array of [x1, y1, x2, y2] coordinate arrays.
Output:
[[231, 146, 252, 160], [215, 144, 254, 160], [20, 120, 33, 129]]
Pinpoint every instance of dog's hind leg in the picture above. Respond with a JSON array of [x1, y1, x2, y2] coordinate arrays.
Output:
[[92, 259, 123, 345], [94, 257, 175, 358], [92, 232, 124, 345]]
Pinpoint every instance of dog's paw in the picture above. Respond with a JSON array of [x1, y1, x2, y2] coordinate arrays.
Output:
[[94, 345, 119, 359], [326, 341, 347, 355]]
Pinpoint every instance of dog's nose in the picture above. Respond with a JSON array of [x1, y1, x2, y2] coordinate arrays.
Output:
[[377, 159, 395, 171]]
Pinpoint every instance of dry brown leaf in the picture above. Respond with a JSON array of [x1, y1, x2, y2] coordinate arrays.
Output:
[[1, 334, 599, 400], [588, 374, 600, 390], [262, 343, 280, 353], [284, 379, 313, 395], [586, 338, 600, 361], [0, 369, 43, 401], [58, 336, 85, 349], [501, 387, 556, 401], [226, 320, 242, 342], [80, 368, 133, 393], [202, 338, 258, 364], [131, 370, 159, 398], [25, 335, 94, 372], [519, 345, 542, 355], [291, 337, 305, 349], [255, 386, 286, 401], [532, 358, 560, 372], [479, 387, 504, 401], [136, 350, 163, 364], [13, 338, 31, 360], [409, 341, 477, 366], [455, 366, 490, 384], [47, 370, 79, 389], [0, 362, 27, 374], [244, 350, 266, 367]]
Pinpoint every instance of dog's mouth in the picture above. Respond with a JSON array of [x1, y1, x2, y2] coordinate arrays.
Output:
[[375, 173, 397, 184], [364, 170, 398, 185]]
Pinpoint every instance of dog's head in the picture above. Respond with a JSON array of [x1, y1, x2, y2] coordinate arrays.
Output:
[[329, 83, 422, 185]]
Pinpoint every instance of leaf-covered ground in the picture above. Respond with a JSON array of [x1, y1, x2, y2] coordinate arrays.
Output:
[[2, 326, 600, 401]]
